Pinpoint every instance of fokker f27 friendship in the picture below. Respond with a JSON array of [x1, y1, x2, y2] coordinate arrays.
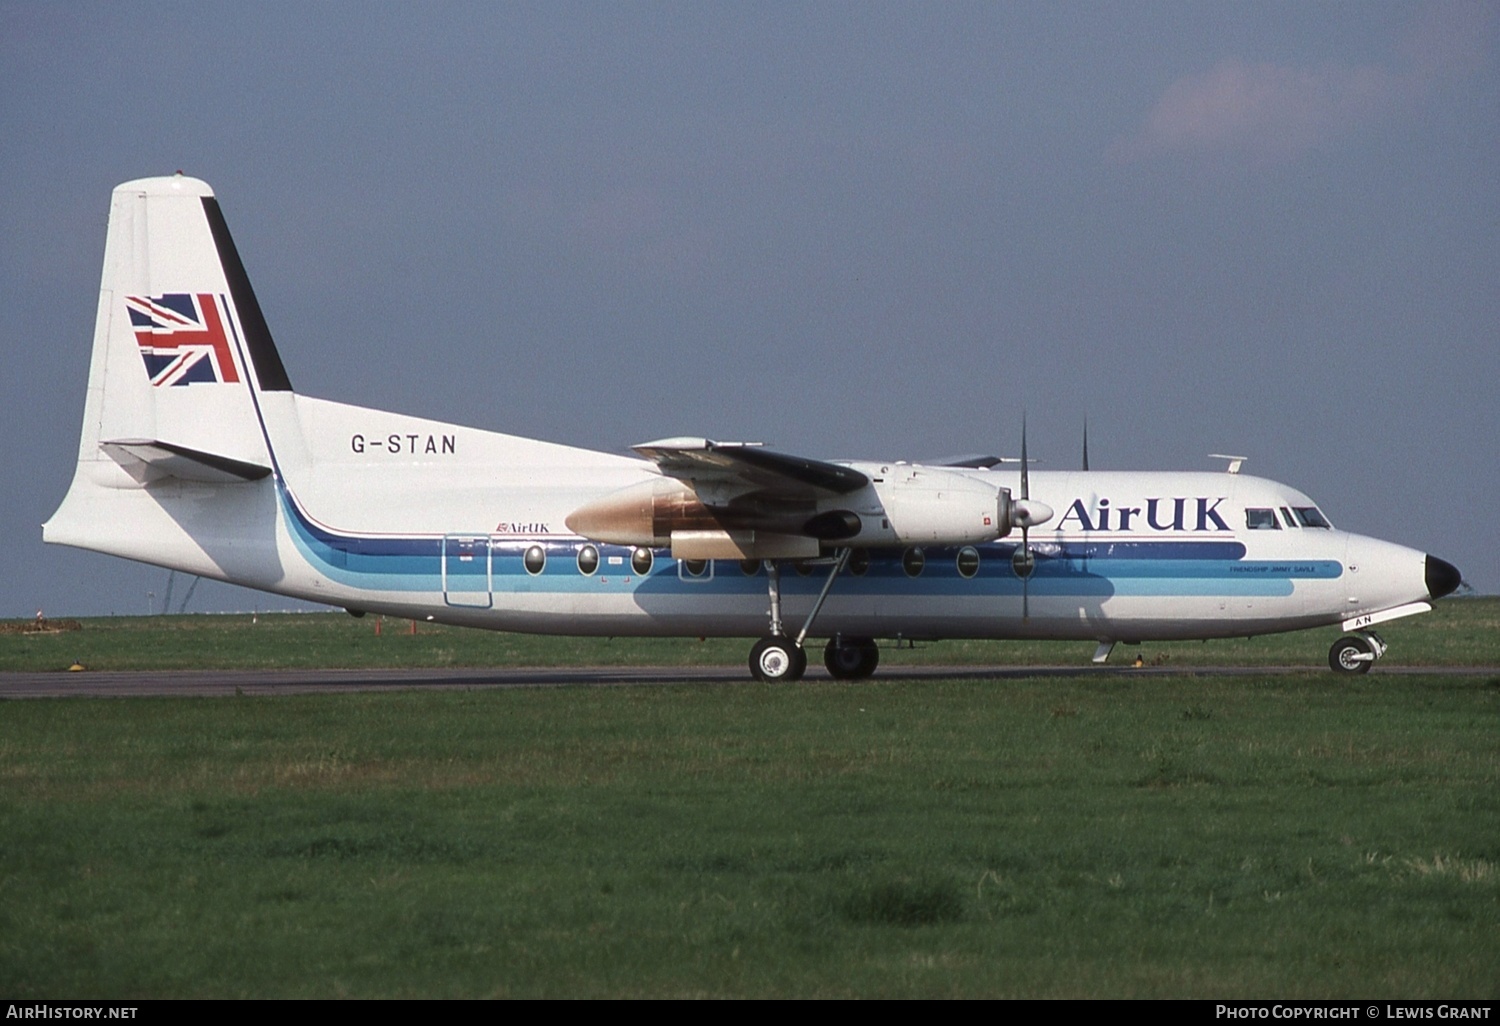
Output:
[[45, 176, 1463, 680]]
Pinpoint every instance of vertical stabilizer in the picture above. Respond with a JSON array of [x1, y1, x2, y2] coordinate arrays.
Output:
[[45, 175, 293, 561], [84, 175, 286, 472]]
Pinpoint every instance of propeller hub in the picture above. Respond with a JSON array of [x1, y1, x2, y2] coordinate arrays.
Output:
[[1012, 499, 1053, 529]]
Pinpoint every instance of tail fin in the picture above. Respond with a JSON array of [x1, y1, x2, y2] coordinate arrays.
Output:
[[46, 175, 292, 550]]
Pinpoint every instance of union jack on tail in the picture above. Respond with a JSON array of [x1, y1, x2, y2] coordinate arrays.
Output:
[[126, 293, 240, 386]]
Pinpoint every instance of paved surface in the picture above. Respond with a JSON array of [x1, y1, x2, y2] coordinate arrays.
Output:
[[2, 663, 1496, 699]]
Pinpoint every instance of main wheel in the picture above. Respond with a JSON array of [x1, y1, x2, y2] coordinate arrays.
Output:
[[823, 636, 880, 680], [750, 636, 807, 682], [1329, 636, 1374, 674]]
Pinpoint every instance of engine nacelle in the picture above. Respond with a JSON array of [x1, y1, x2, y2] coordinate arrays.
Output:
[[855, 467, 1014, 546], [564, 477, 713, 547], [565, 464, 1049, 556], [565, 478, 822, 558]]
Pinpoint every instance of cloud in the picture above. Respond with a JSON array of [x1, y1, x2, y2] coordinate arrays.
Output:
[[1108, 58, 1405, 165], [1109, 1, 1494, 165]]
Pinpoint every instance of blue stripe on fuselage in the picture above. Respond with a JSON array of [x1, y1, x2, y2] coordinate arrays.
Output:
[[274, 486, 1338, 599]]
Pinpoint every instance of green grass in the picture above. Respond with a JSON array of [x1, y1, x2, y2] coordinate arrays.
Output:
[[2, 596, 1496, 673], [3, 600, 1495, 996], [1, 673, 1497, 997]]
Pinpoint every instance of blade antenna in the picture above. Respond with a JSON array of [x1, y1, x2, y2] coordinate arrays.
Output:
[[1081, 417, 1089, 472]]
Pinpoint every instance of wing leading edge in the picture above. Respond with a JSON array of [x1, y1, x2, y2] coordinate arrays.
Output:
[[631, 437, 868, 496]]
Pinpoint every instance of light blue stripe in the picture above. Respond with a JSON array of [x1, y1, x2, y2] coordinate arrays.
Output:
[[278, 488, 1341, 600]]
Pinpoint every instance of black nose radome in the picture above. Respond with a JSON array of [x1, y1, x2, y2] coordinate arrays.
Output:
[[1425, 555, 1462, 600]]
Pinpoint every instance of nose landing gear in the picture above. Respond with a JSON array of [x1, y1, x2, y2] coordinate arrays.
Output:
[[1329, 631, 1387, 674]]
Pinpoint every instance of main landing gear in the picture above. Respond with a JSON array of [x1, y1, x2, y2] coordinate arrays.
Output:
[[823, 635, 880, 680], [1328, 630, 1387, 674], [748, 549, 877, 682], [749, 635, 807, 682]]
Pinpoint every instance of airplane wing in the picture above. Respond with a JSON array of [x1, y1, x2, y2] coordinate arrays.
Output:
[[631, 437, 868, 498], [568, 438, 870, 556], [924, 453, 1003, 469]]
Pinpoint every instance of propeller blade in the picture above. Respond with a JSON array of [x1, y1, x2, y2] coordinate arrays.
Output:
[[1020, 413, 1029, 501], [1020, 414, 1031, 620], [1021, 524, 1030, 621]]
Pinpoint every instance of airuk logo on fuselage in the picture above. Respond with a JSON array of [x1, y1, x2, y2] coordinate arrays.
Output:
[[1057, 497, 1231, 533]]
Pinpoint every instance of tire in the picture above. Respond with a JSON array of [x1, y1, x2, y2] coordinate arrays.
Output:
[[1329, 636, 1374, 674], [823, 637, 879, 680], [750, 636, 807, 682]]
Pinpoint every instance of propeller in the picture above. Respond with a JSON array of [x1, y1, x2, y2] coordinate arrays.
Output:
[[1020, 417, 1033, 619], [1013, 416, 1036, 619], [1009, 413, 1054, 621]]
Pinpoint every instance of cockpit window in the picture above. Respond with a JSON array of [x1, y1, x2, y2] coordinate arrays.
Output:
[[1293, 507, 1332, 529], [1245, 508, 1280, 530], [1280, 507, 1297, 528]]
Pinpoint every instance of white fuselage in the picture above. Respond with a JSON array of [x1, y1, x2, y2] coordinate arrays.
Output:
[[46, 393, 1434, 645], [44, 175, 1455, 662]]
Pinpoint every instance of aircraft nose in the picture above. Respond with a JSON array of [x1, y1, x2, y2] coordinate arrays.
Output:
[[1425, 555, 1462, 600]]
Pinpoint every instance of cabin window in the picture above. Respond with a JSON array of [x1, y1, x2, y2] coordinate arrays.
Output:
[[681, 558, 709, 578], [739, 558, 760, 576], [524, 545, 546, 575], [902, 547, 925, 577], [1280, 507, 1298, 528], [576, 544, 599, 575], [1245, 508, 1280, 530], [848, 549, 870, 576], [631, 547, 654, 575], [1293, 507, 1332, 529], [794, 559, 816, 577], [956, 546, 981, 578]]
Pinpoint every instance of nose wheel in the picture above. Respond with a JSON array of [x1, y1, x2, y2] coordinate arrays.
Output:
[[1329, 631, 1386, 674]]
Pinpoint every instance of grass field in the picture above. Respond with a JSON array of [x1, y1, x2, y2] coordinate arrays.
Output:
[[1, 602, 1496, 997], [3, 596, 1498, 673]]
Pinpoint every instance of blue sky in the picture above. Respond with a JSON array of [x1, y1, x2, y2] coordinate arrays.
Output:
[[3, 1, 1496, 615]]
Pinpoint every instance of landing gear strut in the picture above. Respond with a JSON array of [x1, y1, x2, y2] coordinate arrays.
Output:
[[748, 549, 864, 682], [1329, 630, 1386, 674]]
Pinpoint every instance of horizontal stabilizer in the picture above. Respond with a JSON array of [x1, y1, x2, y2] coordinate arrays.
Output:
[[101, 438, 271, 484]]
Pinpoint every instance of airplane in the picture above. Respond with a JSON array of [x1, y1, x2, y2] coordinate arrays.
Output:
[[44, 175, 1463, 681]]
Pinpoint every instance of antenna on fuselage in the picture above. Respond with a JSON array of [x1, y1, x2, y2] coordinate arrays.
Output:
[[1209, 454, 1247, 474], [1082, 417, 1090, 472]]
